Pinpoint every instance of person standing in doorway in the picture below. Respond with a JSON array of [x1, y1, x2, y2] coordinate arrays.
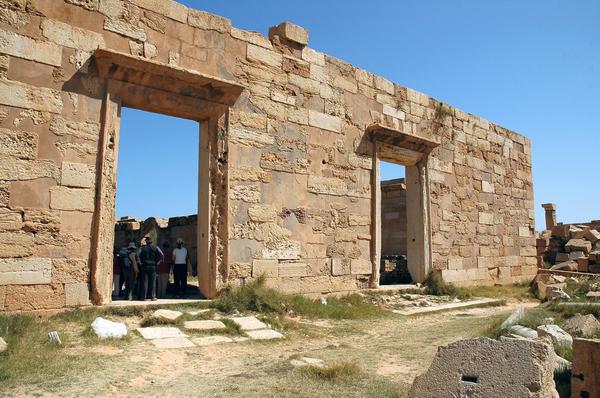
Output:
[[137, 236, 163, 301], [122, 242, 138, 301], [157, 241, 173, 298], [112, 248, 122, 298], [172, 238, 190, 298]]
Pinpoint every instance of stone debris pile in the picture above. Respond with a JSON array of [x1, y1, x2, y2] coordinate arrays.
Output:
[[537, 221, 600, 274]]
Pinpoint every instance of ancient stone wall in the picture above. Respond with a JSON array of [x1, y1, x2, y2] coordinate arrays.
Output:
[[380, 179, 407, 256], [0, 0, 535, 310]]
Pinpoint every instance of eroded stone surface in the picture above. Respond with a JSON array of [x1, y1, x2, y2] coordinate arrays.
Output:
[[152, 309, 183, 321], [192, 335, 233, 346], [409, 337, 557, 398]]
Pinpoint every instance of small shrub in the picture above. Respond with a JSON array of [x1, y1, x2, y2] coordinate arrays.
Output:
[[301, 361, 361, 382], [423, 271, 463, 297], [212, 275, 288, 314], [139, 315, 179, 327]]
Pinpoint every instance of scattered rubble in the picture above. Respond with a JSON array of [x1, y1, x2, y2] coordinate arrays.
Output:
[[562, 314, 600, 337], [508, 325, 538, 339], [47, 331, 62, 345], [0, 337, 7, 353], [500, 305, 525, 329], [409, 337, 558, 398]]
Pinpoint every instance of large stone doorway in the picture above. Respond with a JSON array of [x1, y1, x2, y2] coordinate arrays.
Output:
[[368, 124, 440, 286], [88, 49, 243, 304]]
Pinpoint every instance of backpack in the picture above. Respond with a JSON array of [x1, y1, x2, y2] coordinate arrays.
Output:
[[140, 245, 159, 267]]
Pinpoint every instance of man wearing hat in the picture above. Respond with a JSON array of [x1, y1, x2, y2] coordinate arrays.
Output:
[[122, 242, 138, 301], [137, 236, 163, 301]]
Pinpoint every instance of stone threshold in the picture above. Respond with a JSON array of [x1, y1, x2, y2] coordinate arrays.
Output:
[[105, 298, 211, 308], [391, 298, 504, 316]]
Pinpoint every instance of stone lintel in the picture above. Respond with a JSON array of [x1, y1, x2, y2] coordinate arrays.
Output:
[[93, 49, 245, 106], [367, 123, 441, 154]]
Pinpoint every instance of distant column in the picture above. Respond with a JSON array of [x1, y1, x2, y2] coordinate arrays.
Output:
[[541, 203, 557, 231]]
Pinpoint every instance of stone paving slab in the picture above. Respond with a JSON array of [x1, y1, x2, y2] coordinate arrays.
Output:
[[187, 309, 211, 316], [183, 320, 226, 330], [192, 335, 233, 346], [231, 316, 267, 331], [246, 329, 283, 340], [232, 336, 249, 343], [137, 326, 187, 340], [152, 309, 183, 321], [391, 298, 503, 316], [151, 337, 195, 349]]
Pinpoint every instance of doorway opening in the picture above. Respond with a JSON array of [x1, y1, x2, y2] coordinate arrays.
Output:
[[379, 161, 412, 285], [113, 108, 202, 301]]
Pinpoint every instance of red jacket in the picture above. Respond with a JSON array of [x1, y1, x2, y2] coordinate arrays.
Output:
[[157, 249, 173, 274]]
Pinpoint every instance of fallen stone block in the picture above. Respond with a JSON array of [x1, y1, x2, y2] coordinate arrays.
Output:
[[246, 329, 283, 340], [589, 263, 600, 273], [137, 326, 186, 340], [508, 325, 538, 339], [0, 337, 6, 353], [588, 250, 600, 263], [500, 305, 525, 329], [555, 252, 569, 263], [562, 314, 600, 337], [186, 309, 211, 316], [586, 291, 600, 300], [537, 324, 573, 349], [550, 261, 577, 271], [151, 337, 195, 349], [565, 239, 592, 254], [408, 337, 557, 398], [183, 320, 226, 331], [571, 338, 600, 398], [576, 257, 589, 272], [584, 229, 600, 244], [192, 335, 233, 346], [569, 251, 586, 260], [231, 316, 267, 331], [547, 286, 570, 301], [151, 309, 183, 321]]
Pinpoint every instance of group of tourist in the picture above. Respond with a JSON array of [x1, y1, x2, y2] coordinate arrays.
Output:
[[112, 236, 191, 301]]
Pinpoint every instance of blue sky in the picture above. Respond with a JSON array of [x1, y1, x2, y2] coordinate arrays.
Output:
[[116, 1, 599, 230]]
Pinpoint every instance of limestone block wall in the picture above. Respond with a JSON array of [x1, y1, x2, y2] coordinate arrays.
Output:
[[0, 0, 535, 310], [381, 179, 407, 256]]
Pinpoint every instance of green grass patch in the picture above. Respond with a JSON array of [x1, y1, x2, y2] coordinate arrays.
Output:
[[300, 361, 361, 383], [547, 302, 600, 318], [212, 276, 389, 320]]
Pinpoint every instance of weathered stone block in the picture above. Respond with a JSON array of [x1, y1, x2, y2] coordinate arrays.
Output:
[[187, 9, 230, 32], [231, 28, 272, 49], [0, 232, 34, 258], [478, 212, 494, 225], [0, 79, 62, 113], [278, 263, 307, 277], [61, 162, 96, 188], [409, 337, 557, 398], [307, 175, 347, 196], [269, 22, 308, 46], [308, 110, 341, 133], [104, 19, 147, 41], [584, 228, 600, 244], [230, 185, 260, 203], [0, 29, 62, 66], [0, 257, 52, 284], [247, 44, 282, 68], [350, 258, 371, 275], [0, 209, 22, 231], [565, 238, 592, 254], [49, 186, 94, 211], [41, 19, 105, 51], [252, 259, 277, 277], [248, 205, 277, 223], [571, 338, 600, 398], [0, 128, 37, 160], [64, 282, 90, 306], [130, 0, 188, 23], [51, 258, 88, 283], [5, 283, 65, 311]]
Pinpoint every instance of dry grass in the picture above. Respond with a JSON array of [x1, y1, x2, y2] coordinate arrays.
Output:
[[300, 361, 361, 382]]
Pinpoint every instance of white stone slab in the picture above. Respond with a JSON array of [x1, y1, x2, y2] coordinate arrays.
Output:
[[192, 335, 233, 346], [231, 316, 267, 331], [151, 337, 195, 349], [183, 320, 226, 330], [232, 336, 249, 343], [151, 309, 183, 321], [246, 329, 283, 340], [137, 327, 186, 340]]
